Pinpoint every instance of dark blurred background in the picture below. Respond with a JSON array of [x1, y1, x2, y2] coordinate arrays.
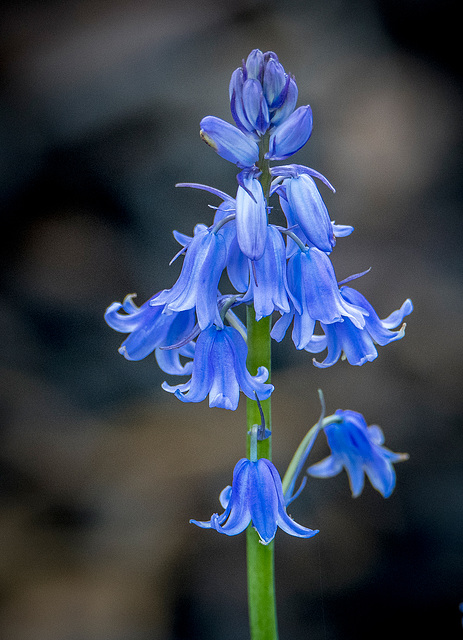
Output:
[[1, 0, 462, 638]]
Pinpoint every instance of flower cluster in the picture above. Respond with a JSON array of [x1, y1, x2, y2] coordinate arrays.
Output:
[[105, 49, 412, 412]]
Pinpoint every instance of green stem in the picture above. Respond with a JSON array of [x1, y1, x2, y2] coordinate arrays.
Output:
[[246, 309, 278, 640]]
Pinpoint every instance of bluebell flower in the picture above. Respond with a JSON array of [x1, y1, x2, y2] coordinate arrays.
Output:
[[266, 106, 313, 160], [153, 224, 227, 331], [199, 115, 259, 167], [271, 248, 367, 349], [273, 164, 336, 253], [191, 456, 318, 544], [230, 49, 298, 132], [241, 224, 293, 320], [104, 293, 196, 374], [307, 410, 409, 497], [235, 169, 268, 260], [162, 324, 273, 410], [305, 286, 413, 367]]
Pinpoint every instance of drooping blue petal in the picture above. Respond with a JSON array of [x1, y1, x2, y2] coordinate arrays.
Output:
[[235, 171, 268, 260], [266, 106, 313, 160], [341, 287, 413, 345], [229, 67, 254, 133], [270, 76, 298, 126], [162, 325, 273, 410], [200, 116, 259, 167], [162, 326, 216, 403], [262, 58, 287, 109], [153, 227, 227, 330], [241, 224, 292, 320], [191, 456, 317, 544], [284, 248, 367, 350], [155, 342, 194, 376], [307, 410, 408, 498], [284, 174, 335, 253]]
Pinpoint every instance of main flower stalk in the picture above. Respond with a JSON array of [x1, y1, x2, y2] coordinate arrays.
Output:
[[246, 135, 279, 639]]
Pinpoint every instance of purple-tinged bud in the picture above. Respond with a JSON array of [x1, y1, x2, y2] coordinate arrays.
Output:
[[263, 58, 287, 109], [242, 79, 270, 135], [200, 116, 259, 167], [235, 171, 268, 260], [270, 76, 298, 126], [285, 174, 335, 253], [229, 68, 254, 133], [245, 49, 264, 80], [266, 105, 313, 160]]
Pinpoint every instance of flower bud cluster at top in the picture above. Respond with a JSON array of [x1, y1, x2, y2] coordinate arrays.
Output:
[[105, 49, 413, 411]]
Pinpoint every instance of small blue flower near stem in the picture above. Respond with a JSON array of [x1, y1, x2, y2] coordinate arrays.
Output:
[[308, 410, 409, 497], [162, 324, 273, 410], [191, 427, 318, 544], [305, 287, 413, 367]]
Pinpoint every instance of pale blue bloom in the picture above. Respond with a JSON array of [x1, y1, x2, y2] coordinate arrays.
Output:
[[162, 325, 273, 410], [308, 410, 409, 497], [266, 106, 313, 160], [191, 456, 318, 544], [104, 293, 196, 374], [271, 248, 367, 349], [199, 115, 259, 167], [305, 287, 414, 367], [153, 225, 227, 331], [235, 169, 268, 260]]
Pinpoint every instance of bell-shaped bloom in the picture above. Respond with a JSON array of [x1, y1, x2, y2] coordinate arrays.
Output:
[[235, 170, 268, 260], [104, 293, 196, 374], [241, 224, 293, 320], [308, 410, 409, 497], [266, 105, 313, 160], [274, 248, 367, 349], [279, 173, 335, 253], [191, 457, 318, 544], [153, 225, 227, 331], [230, 50, 298, 134], [305, 287, 413, 367], [262, 57, 288, 109], [199, 116, 259, 167], [270, 76, 298, 127], [162, 325, 273, 410]]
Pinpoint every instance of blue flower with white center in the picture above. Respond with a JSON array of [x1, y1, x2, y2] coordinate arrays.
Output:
[[305, 287, 413, 367], [191, 433, 318, 544], [104, 293, 196, 374], [307, 410, 409, 497], [271, 248, 368, 350], [153, 224, 227, 331], [162, 324, 273, 410]]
